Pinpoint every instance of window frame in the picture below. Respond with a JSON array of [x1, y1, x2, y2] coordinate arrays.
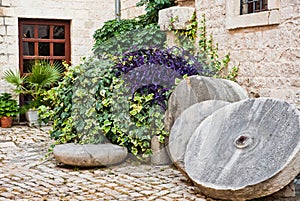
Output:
[[226, 0, 280, 30], [240, 0, 268, 15], [18, 18, 71, 75]]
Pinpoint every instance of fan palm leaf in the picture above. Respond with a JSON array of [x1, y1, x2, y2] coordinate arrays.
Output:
[[27, 60, 64, 89], [3, 69, 27, 93]]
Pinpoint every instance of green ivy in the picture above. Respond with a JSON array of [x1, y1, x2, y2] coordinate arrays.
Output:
[[93, 21, 166, 57], [41, 57, 171, 160], [92, 0, 175, 56], [104, 79, 171, 159], [197, 14, 239, 81]]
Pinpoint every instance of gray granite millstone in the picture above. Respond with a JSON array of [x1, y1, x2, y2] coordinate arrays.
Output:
[[53, 143, 128, 167], [168, 100, 229, 174], [184, 98, 300, 200], [164, 75, 248, 132]]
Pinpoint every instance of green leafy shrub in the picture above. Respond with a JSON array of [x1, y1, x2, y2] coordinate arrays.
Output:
[[93, 21, 166, 57], [44, 47, 208, 159], [43, 59, 116, 144], [0, 93, 20, 118], [44, 63, 79, 144], [93, 0, 175, 56]]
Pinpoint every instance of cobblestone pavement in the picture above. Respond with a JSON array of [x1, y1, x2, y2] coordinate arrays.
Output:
[[0, 125, 209, 201], [0, 126, 299, 201]]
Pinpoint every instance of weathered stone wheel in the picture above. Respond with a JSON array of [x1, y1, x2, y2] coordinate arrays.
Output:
[[184, 98, 300, 201], [164, 75, 248, 132], [168, 100, 229, 175], [53, 143, 128, 167]]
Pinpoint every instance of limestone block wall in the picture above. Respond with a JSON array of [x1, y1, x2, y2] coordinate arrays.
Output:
[[0, 0, 115, 93], [195, 0, 300, 108], [121, 0, 145, 19]]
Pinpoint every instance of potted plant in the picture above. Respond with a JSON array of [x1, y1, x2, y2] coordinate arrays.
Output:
[[0, 93, 20, 128], [3, 60, 63, 125]]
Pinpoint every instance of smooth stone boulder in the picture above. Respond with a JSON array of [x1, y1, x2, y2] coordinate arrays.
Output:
[[168, 100, 229, 174], [164, 75, 248, 132], [185, 98, 300, 200], [53, 143, 128, 167]]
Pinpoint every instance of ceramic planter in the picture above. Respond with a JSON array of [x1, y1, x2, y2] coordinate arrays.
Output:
[[1, 116, 13, 128]]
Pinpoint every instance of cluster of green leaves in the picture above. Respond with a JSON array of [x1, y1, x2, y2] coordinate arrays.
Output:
[[92, 0, 176, 57], [102, 79, 171, 159], [41, 62, 79, 144], [0, 93, 20, 117], [40, 57, 170, 159], [93, 17, 147, 55], [41, 59, 117, 145], [94, 22, 166, 57]]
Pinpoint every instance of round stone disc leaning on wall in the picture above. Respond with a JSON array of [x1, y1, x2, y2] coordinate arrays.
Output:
[[184, 98, 300, 200], [167, 100, 230, 176], [164, 75, 249, 132]]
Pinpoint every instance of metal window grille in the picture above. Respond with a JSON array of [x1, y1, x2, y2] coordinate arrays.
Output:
[[240, 0, 268, 15]]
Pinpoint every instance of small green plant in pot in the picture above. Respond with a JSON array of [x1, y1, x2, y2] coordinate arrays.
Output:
[[0, 93, 20, 128], [3, 60, 63, 125]]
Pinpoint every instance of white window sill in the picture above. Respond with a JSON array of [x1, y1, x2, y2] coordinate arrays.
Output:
[[226, 10, 280, 30], [226, 0, 280, 30]]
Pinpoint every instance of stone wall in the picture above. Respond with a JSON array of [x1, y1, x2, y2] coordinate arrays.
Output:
[[0, 0, 115, 93], [194, 0, 300, 108]]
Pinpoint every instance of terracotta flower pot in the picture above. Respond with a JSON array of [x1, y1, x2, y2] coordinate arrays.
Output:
[[1, 116, 13, 128]]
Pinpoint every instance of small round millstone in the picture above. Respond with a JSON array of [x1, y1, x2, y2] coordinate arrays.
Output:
[[167, 100, 229, 174], [184, 98, 300, 200], [53, 143, 128, 167], [164, 75, 248, 132]]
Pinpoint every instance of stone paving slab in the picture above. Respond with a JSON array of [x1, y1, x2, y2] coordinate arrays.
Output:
[[0, 125, 299, 201]]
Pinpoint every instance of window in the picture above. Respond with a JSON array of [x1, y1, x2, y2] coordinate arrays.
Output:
[[18, 19, 71, 113], [19, 19, 71, 74], [226, 0, 280, 29], [240, 0, 268, 15]]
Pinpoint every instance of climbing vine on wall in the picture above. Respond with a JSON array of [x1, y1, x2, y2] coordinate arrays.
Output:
[[169, 13, 239, 81]]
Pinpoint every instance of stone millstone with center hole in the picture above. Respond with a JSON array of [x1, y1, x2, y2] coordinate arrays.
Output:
[[164, 75, 248, 132], [184, 98, 300, 201], [167, 100, 229, 175]]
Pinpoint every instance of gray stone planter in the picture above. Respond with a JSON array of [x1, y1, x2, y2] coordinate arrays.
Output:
[[151, 136, 171, 166], [25, 109, 39, 127]]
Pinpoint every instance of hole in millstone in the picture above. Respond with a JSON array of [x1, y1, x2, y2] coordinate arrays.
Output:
[[234, 135, 252, 149], [236, 136, 248, 145]]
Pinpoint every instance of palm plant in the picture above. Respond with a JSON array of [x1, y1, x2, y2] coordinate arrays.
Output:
[[3, 60, 63, 109]]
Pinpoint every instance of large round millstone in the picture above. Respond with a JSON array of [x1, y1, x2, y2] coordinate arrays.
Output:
[[164, 75, 248, 132], [53, 143, 128, 167], [184, 98, 300, 200], [168, 100, 229, 174]]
